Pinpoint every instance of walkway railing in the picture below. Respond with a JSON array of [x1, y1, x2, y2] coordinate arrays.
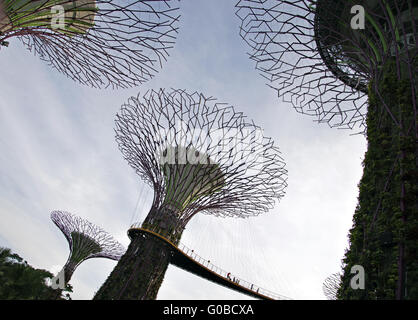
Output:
[[129, 223, 291, 300]]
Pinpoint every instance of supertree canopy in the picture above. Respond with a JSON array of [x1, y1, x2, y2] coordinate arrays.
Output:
[[51, 210, 125, 286], [93, 88, 287, 300], [235, 0, 417, 131], [236, 0, 417, 300], [0, 0, 180, 88], [322, 273, 341, 300]]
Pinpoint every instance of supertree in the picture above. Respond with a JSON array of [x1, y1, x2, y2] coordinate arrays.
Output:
[[235, 0, 417, 299], [93, 88, 288, 300], [51, 210, 125, 289], [322, 273, 341, 300], [0, 1, 180, 88]]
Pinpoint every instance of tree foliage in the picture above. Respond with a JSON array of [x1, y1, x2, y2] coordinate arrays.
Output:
[[0, 247, 72, 300]]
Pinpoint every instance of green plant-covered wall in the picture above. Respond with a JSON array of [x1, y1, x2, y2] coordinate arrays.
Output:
[[338, 60, 417, 299]]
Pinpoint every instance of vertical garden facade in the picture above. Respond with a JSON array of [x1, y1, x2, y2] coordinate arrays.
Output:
[[338, 60, 417, 299]]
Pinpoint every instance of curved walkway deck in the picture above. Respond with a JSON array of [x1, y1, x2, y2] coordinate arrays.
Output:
[[128, 226, 291, 300]]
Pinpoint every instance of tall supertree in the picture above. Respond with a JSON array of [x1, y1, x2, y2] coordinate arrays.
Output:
[[51, 210, 125, 290], [322, 273, 341, 300], [0, 1, 180, 88], [94, 88, 288, 300], [235, 0, 417, 299]]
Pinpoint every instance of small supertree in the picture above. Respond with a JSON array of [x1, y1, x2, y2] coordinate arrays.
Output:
[[0, 1, 180, 88], [51, 210, 125, 289], [93, 88, 288, 300], [322, 273, 341, 300], [235, 0, 417, 299]]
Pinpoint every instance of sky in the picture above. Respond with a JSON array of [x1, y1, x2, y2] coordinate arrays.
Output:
[[0, 0, 367, 300]]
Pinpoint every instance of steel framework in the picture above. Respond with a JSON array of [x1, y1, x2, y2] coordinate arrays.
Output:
[[322, 273, 341, 300], [51, 210, 125, 285], [0, 0, 180, 88], [116, 88, 287, 239], [235, 0, 417, 132], [94, 88, 288, 299]]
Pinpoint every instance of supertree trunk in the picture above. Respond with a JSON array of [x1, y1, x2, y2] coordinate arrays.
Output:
[[94, 208, 184, 300], [93, 231, 170, 300], [394, 64, 417, 300], [63, 260, 78, 284], [376, 61, 417, 300], [338, 61, 417, 299]]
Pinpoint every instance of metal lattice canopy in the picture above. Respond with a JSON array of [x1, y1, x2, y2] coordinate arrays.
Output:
[[235, 0, 418, 131], [322, 273, 341, 300], [115, 88, 288, 229], [51, 210, 125, 281], [0, 0, 181, 88]]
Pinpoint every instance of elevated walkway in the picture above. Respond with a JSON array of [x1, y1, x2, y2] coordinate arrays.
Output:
[[128, 226, 291, 300]]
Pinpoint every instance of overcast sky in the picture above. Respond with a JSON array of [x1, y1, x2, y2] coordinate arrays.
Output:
[[0, 0, 367, 300]]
